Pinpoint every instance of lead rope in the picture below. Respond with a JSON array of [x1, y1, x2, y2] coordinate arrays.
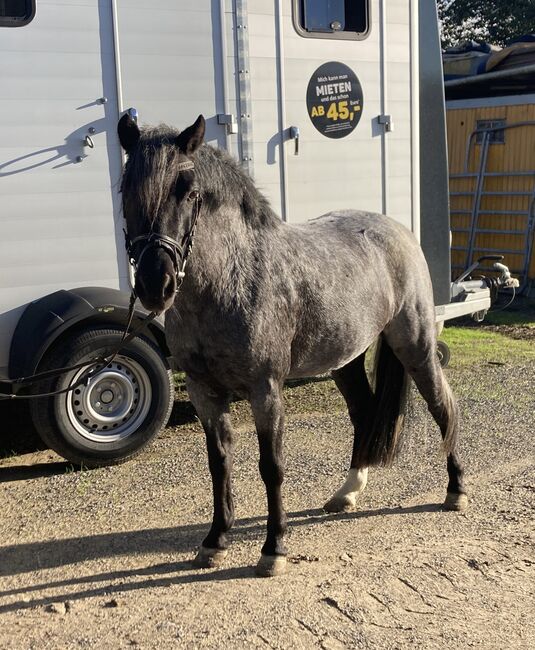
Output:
[[0, 292, 157, 401]]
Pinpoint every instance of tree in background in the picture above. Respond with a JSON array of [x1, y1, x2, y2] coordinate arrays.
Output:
[[438, 0, 535, 48]]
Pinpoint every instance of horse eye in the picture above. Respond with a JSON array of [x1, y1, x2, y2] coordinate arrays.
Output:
[[188, 190, 199, 201]]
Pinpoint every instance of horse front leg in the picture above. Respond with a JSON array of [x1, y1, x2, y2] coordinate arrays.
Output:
[[250, 379, 288, 577], [186, 377, 235, 568]]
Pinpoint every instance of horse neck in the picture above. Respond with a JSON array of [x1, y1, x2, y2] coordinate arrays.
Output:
[[178, 149, 282, 302], [181, 199, 276, 303]]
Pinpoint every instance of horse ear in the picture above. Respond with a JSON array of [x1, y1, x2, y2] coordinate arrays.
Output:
[[176, 115, 205, 155], [118, 113, 140, 152]]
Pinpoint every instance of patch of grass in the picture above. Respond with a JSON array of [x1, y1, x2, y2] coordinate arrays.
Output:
[[283, 376, 344, 417], [441, 326, 535, 367], [225, 378, 344, 425], [74, 465, 94, 495]]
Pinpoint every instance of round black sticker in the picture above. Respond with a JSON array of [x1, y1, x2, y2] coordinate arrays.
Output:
[[306, 61, 364, 139]]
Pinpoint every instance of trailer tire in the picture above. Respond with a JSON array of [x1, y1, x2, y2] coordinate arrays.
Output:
[[437, 340, 451, 368], [30, 326, 174, 467]]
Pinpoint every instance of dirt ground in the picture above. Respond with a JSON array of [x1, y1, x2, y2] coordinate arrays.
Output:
[[0, 332, 534, 649]]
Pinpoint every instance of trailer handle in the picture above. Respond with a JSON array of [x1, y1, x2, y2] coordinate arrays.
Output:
[[289, 126, 300, 155]]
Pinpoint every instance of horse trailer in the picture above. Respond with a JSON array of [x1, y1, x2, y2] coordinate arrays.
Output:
[[0, 0, 511, 465]]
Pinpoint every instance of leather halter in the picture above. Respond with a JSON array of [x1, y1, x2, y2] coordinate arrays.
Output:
[[124, 159, 202, 292]]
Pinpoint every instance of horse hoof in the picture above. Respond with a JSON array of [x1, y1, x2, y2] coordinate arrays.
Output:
[[255, 555, 287, 577], [323, 494, 356, 513], [193, 546, 228, 568], [443, 492, 468, 512]]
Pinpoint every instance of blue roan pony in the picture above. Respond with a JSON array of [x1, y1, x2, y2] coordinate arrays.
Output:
[[118, 114, 467, 577]]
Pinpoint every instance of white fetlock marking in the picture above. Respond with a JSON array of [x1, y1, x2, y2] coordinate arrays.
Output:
[[332, 468, 368, 504]]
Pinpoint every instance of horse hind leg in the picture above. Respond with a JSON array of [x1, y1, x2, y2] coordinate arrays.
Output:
[[384, 319, 468, 511], [324, 353, 371, 513]]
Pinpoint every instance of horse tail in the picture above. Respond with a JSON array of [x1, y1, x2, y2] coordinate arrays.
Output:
[[439, 374, 459, 454], [353, 336, 410, 467]]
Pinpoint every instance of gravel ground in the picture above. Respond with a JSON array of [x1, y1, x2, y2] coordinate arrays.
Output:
[[0, 339, 534, 649]]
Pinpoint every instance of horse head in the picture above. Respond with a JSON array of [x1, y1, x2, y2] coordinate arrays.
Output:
[[118, 114, 205, 314]]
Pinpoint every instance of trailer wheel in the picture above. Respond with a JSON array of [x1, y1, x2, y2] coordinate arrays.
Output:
[[437, 340, 451, 368], [30, 326, 174, 467]]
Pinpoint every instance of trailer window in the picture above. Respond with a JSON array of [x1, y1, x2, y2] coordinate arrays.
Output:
[[294, 0, 370, 39], [0, 0, 35, 27]]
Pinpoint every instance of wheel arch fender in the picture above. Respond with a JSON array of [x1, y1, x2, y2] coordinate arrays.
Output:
[[9, 286, 171, 380]]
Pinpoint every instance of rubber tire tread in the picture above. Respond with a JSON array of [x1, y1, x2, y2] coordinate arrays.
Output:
[[30, 326, 174, 467]]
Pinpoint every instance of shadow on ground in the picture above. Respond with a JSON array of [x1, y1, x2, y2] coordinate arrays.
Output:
[[167, 396, 197, 427], [0, 505, 439, 578], [0, 503, 441, 613], [0, 462, 74, 483], [0, 400, 45, 458]]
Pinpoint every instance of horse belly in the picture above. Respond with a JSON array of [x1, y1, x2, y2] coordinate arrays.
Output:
[[288, 325, 374, 379]]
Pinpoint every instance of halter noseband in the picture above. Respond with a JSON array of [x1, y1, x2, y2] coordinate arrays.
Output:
[[124, 159, 201, 293]]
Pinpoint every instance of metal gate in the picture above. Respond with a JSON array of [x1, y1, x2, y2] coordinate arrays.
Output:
[[449, 121, 535, 291]]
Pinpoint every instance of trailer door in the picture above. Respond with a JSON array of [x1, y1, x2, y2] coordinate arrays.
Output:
[[115, 1, 232, 150], [245, 0, 415, 227], [264, 0, 416, 229], [274, 0, 378, 223], [0, 0, 125, 376]]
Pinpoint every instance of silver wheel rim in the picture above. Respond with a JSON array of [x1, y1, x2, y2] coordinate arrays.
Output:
[[65, 356, 152, 443]]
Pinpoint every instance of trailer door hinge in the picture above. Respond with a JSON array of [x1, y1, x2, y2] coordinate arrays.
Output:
[[217, 113, 238, 135]]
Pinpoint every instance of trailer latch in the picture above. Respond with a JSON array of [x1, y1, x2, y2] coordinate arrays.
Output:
[[378, 114, 394, 132]]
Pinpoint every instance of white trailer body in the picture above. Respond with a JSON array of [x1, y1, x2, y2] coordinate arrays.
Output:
[[0, 0, 424, 375], [0, 1, 491, 464], [1, 0, 127, 377], [116, 0, 418, 229]]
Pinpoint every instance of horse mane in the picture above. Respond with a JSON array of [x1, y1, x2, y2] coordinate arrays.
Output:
[[121, 124, 280, 229]]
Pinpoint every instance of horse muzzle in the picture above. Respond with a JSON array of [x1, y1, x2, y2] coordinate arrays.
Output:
[[134, 246, 178, 314]]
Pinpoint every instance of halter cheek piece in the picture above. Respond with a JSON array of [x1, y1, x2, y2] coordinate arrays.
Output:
[[124, 160, 202, 293]]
